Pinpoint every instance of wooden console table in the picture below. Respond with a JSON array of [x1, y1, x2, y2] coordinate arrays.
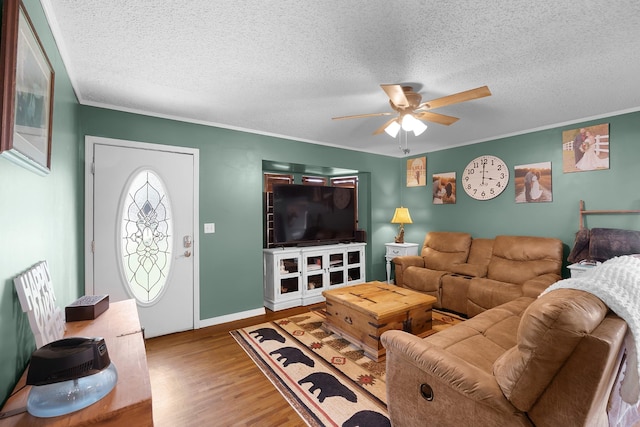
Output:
[[0, 299, 152, 426]]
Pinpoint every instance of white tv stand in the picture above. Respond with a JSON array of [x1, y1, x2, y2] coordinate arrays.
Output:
[[263, 242, 366, 311]]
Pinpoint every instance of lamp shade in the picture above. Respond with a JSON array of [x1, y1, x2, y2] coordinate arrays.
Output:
[[401, 114, 418, 131], [384, 120, 401, 138], [412, 119, 428, 136], [391, 207, 413, 224], [399, 114, 428, 136]]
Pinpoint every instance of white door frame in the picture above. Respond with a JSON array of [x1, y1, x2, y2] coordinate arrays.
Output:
[[84, 135, 200, 330]]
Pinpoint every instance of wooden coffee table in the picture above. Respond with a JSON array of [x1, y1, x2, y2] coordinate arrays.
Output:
[[322, 281, 437, 361]]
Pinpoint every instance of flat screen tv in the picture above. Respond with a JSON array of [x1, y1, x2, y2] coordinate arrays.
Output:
[[272, 184, 356, 246]]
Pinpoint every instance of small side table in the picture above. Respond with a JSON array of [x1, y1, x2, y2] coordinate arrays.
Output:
[[567, 261, 599, 278], [385, 242, 419, 283]]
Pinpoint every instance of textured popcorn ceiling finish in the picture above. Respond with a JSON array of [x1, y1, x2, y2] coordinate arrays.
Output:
[[42, 1, 640, 157]]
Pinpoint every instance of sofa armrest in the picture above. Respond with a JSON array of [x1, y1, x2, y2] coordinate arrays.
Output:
[[392, 255, 425, 286], [449, 263, 488, 278], [521, 273, 561, 298], [381, 330, 517, 412]]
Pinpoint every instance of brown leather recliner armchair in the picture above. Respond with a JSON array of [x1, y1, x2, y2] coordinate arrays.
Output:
[[392, 232, 473, 308], [381, 289, 630, 426]]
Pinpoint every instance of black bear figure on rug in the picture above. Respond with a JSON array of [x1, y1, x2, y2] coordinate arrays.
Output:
[[298, 372, 357, 403], [269, 346, 315, 367], [249, 327, 285, 343], [343, 410, 391, 427]]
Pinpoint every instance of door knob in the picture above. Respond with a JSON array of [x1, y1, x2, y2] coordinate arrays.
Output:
[[183, 250, 192, 258]]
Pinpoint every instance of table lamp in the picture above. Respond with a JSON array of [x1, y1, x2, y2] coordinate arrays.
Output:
[[391, 207, 412, 244]]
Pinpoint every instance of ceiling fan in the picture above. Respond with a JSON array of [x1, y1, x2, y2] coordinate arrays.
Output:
[[332, 84, 491, 137]]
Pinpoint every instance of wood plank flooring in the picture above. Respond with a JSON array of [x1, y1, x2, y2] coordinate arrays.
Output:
[[145, 304, 324, 427]]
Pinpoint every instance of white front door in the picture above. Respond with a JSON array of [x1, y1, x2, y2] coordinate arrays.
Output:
[[85, 136, 199, 338]]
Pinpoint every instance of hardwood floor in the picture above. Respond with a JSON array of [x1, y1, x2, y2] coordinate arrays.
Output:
[[145, 304, 324, 427]]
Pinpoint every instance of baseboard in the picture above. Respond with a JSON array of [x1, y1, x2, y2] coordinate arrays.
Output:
[[199, 307, 266, 328]]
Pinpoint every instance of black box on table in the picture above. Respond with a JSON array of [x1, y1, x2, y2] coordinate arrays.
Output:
[[65, 294, 109, 322]]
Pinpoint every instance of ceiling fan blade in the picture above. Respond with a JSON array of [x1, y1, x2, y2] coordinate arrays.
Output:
[[373, 117, 398, 135], [332, 112, 393, 120], [419, 85, 491, 110], [380, 84, 410, 108], [414, 111, 459, 126]]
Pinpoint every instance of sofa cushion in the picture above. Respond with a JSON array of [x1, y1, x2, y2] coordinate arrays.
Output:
[[426, 297, 532, 373], [467, 278, 524, 314], [466, 237, 494, 268], [493, 289, 608, 411], [421, 232, 472, 271], [487, 235, 562, 285]]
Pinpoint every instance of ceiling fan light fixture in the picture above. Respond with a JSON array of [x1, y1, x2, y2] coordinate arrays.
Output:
[[412, 119, 428, 136], [401, 114, 416, 131], [384, 120, 401, 138], [334, 84, 491, 139], [400, 114, 427, 136]]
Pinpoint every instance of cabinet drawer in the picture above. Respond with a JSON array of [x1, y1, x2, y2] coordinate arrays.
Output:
[[386, 246, 404, 257]]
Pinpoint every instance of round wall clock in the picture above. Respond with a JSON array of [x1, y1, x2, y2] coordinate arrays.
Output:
[[461, 155, 509, 200]]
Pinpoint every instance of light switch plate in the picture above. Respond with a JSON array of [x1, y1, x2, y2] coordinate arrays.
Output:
[[204, 223, 215, 234]]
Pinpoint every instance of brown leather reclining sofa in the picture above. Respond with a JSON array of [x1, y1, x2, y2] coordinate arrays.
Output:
[[392, 231, 563, 317], [381, 288, 629, 426]]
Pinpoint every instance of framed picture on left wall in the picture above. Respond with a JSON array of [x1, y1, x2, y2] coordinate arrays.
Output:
[[406, 156, 426, 187], [0, 0, 55, 175]]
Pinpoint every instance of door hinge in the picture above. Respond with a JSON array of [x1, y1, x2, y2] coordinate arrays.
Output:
[[91, 241, 95, 253], [91, 162, 95, 175]]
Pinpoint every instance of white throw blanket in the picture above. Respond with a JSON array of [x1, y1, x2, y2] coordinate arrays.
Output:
[[541, 255, 640, 404]]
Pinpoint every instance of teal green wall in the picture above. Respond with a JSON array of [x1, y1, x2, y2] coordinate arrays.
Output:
[[78, 107, 400, 320], [401, 111, 640, 274], [0, 0, 81, 406], [80, 107, 640, 330]]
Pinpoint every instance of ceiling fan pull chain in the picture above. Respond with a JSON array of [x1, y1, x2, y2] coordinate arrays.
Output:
[[398, 130, 410, 155], [405, 131, 410, 154]]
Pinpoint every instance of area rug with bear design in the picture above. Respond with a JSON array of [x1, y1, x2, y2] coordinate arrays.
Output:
[[230, 309, 463, 427]]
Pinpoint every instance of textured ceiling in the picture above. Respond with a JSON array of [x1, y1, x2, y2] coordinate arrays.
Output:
[[41, 1, 640, 157]]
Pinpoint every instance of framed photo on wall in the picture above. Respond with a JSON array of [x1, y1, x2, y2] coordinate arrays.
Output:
[[561, 123, 609, 173], [515, 162, 552, 203], [0, 0, 55, 175], [432, 172, 456, 204], [406, 156, 426, 187]]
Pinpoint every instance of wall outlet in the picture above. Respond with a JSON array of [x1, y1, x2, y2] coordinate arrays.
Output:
[[204, 223, 215, 234]]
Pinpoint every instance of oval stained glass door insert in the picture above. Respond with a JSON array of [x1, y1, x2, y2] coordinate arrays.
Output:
[[119, 169, 173, 304]]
